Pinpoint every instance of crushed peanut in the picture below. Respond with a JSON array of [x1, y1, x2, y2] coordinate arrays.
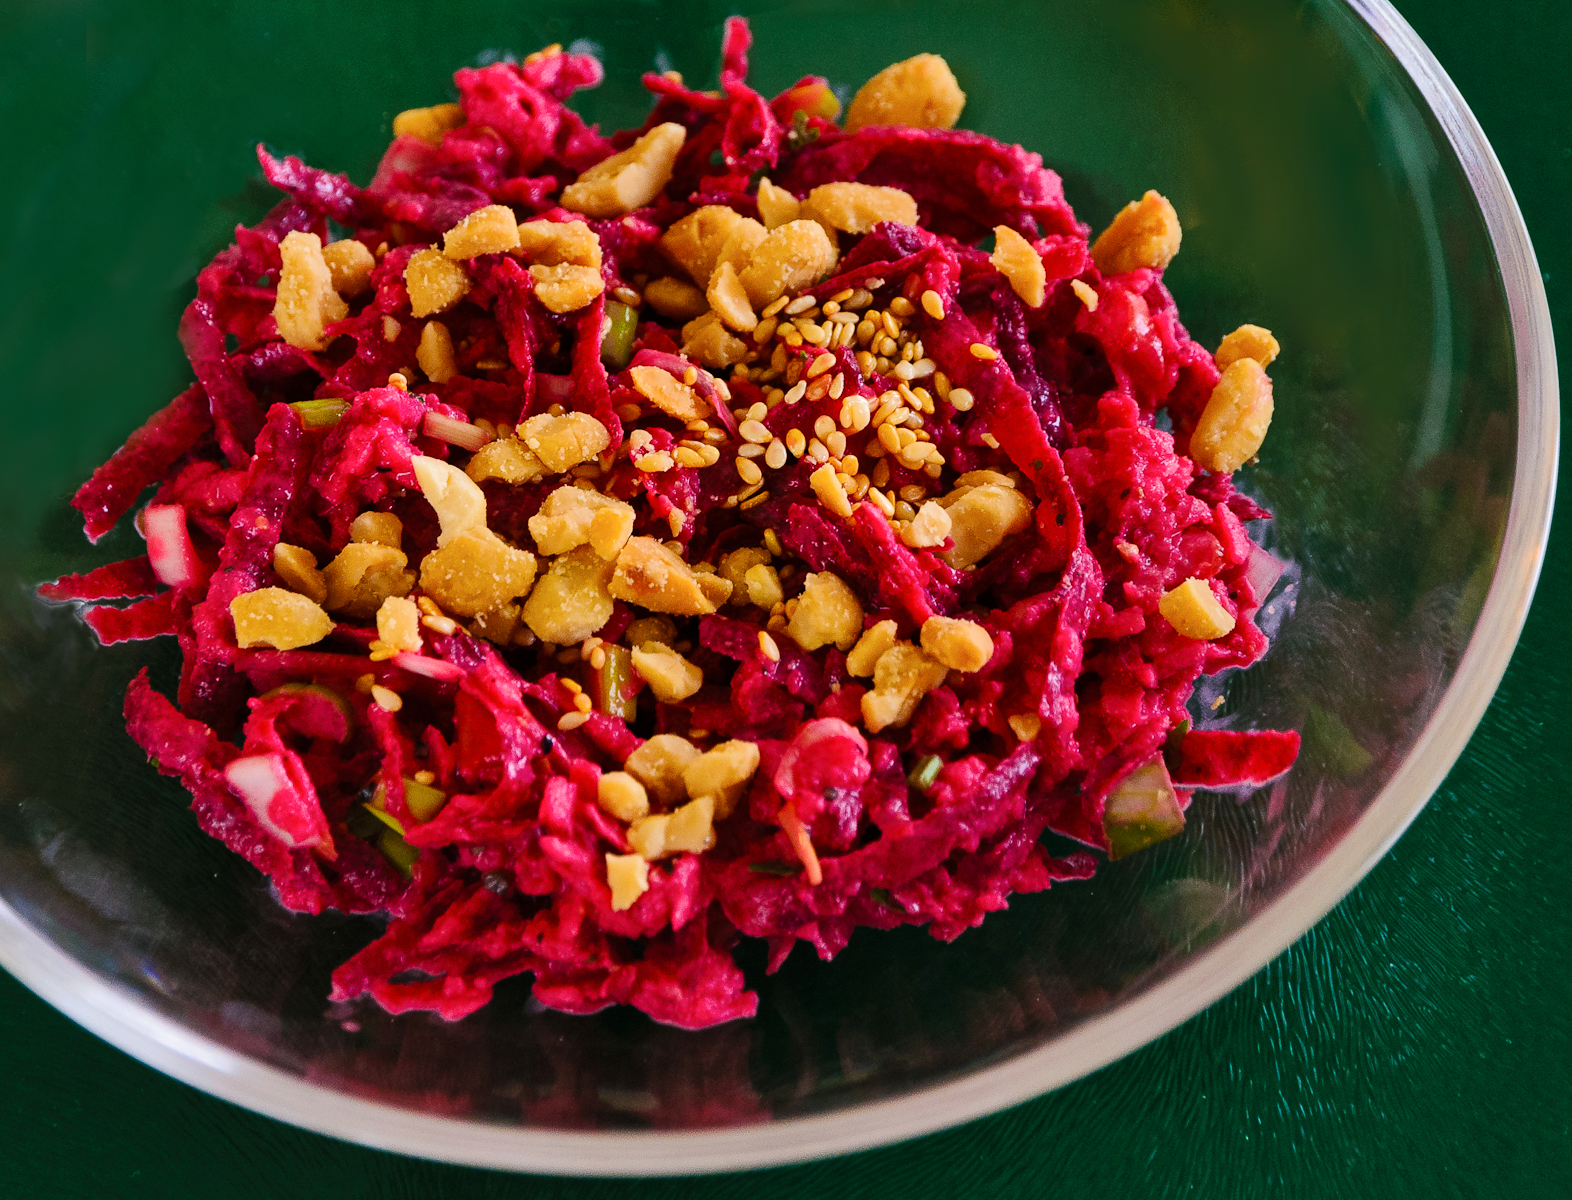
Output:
[[610, 537, 731, 616], [738, 220, 839, 309], [517, 412, 612, 473], [230, 587, 334, 650], [529, 262, 605, 313], [743, 562, 784, 608], [1159, 577, 1237, 640], [628, 364, 712, 422], [521, 545, 615, 644], [659, 205, 756, 285], [418, 527, 537, 618], [597, 772, 651, 822], [809, 462, 854, 518], [847, 619, 899, 677], [645, 276, 710, 320], [515, 218, 603, 269], [681, 311, 751, 368], [322, 239, 375, 297], [392, 102, 463, 145], [991, 225, 1047, 308], [1008, 713, 1042, 742], [271, 543, 326, 605], [706, 260, 759, 331], [404, 248, 471, 318], [528, 484, 635, 558], [861, 642, 948, 732], [443, 204, 520, 259], [416, 321, 458, 383], [273, 231, 347, 352], [561, 122, 686, 218], [322, 542, 415, 619], [920, 615, 994, 672], [845, 53, 966, 133], [755, 177, 802, 230], [1215, 324, 1280, 371], [628, 794, 715, 859], [624, 734, 700, 807], [349, 511, 403, 549], [806, 183, 918, 234], [376, 595, 424, 654], [785, 570, 864, 652], [630, 642, 704, 703], [465, 438, 545, 485], [682, 739, 760, 818], [900, 500, 953, 549], [1189, 359, 1274, 473], [939, 482, 1033, 569], [719, 547, 772, 603], [412, 454, 488, 545], [1091, 190, 1182, 275], [605, 852, 650, 911]]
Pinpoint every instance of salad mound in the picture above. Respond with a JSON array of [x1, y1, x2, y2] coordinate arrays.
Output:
[[46, 19, 1298, 1029]]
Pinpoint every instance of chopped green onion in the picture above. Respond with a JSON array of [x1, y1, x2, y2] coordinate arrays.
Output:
[[361, 801, 406, 837], [402, 778, 448, 822], [289, 399, 349, 430], [258, 682, 353, 725], [377, 826, 420, 876], [870, 886, 902, 912], [747, 860, 801, 876], [592, 643, 639, 721], [907, 753, 942, 793], [1103, 759, 1185, 861], [345, 804, 385, 840], [600, 300, 638, 370]]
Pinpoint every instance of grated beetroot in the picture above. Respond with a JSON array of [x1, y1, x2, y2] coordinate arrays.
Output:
[[44, 20, 1297, 1029]]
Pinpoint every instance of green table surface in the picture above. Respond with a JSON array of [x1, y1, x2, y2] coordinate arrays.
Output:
[[2, 1, 1566, 1196]]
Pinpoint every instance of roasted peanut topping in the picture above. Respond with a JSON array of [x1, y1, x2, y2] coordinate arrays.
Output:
[[529, 263, 605, 313], [628, 794, 715, 859], [644, 277, 710, 321], [522, 545, 614, 644], [786, 570, 863, 652], [271, 543, 326, 605], [938, 483, 1033, 569], [900, 500, 953, 549], [1159, 577, 1236, 640], [416, 321, 458, 383], [322, 239, 375, 298], [630, 643, 704, 703], [411, 455, 488, 545], [861, 642, 948, 733], [806, 183, 919, 234], [529, 484, 634, 558], [706, 261, 759, 331], [231, 587, 334, 650], [683, 739, 760, 818], [561, 122, 686, 218], [754, 178, 801, 230], [417, 527, 536, 618], [1189, 358, 1274, 473], [597, 772, 651, 822], [738, 220, 839, 309], [1215, 324, 1280, 371], [920, 616, 994, 672], [1091, 190, 1182, 275], [517, 412, 611, 474], [376, 595, 423, 654], [443, 204, 521, 259], [847, 620, 898, 677], [624, 734, 700, 807], [350, 511, 404, 549], [516, 218, 602, 269], [274, 231, 347, 351], [322, 543, 415, 620], [991, 225, 1047, 308], [610, 537, 729, 615], [605, 852, 649, 911], [465, 439, 546, 485], [404, 248, 471, 318], [845, 53, 966, 133], [392, 102, 463, 145], [681, 313, 750, 369], [659, 205, 756, 286], [628, 365, 712, 422]]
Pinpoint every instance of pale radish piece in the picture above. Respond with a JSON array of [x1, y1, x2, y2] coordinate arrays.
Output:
[[1244, 543, 1285, 605], [422, 411, 494, 452], [390, 652, 466, 682], [141, 504, 205, 589], [223, 752, 334, 854]]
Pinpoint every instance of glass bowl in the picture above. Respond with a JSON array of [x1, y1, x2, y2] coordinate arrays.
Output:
[[0, 0, 1555, 1175]]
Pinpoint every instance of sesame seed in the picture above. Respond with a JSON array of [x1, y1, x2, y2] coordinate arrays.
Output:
[[813, 414, 835, 439], [355, 673, 376, 694], [829, 288, 855, 304], [765, 439, 788, 470], [673, 447, 705, 468], [828, 372, 846, 400], [855, 350, 877, 377], [590, 646, 607, 670], [893, 360, 916, 381], [764, 528, 784, 556], [888, 296, 916, 317], [739, 419, 772, 444], [921, 289, 945, 319], [558, 711, 591, 731], [841, 453, 860, 477], [753, 316, 778, 344], [799, 322, 830, 347], [869, 488, 896, 517], [785, 294, 817, 315], [881, 311, 901, 338], [388, 372, 409, 391], [806, 351, 835, 379], [826, 430, 847, 457], [667, 509, 686, 536], [371, 685, 403, 712], [739, 490, 770, 510], [746, 402, 768, 421], [923, 462, 943, 479], [878, 424, 902, 453], [736, 457, 764, 485], [739, 443, 764, 458], [948, 387, 976, 412], [981, 432, 1001, 449], [969, 343, 999, 360], [758, 630, 781, 661], [806, 437, 830, 463], [785, 428, 807, 456], [421, 614, 458, 635], [783, 380, 808, 404], [763, 295, 791, 318]]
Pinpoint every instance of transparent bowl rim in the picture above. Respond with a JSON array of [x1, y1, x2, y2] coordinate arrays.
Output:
[[0, 0, 1558, 1177]]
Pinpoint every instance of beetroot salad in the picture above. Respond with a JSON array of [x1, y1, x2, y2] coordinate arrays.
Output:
[[44, 21, 1299, 1029]]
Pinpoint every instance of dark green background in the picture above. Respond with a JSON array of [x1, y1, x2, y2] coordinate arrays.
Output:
[[1, 0, 1566, 1195]]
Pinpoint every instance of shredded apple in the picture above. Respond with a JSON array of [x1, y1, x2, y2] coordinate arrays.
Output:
[[44, 21, 1299, 1029]]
